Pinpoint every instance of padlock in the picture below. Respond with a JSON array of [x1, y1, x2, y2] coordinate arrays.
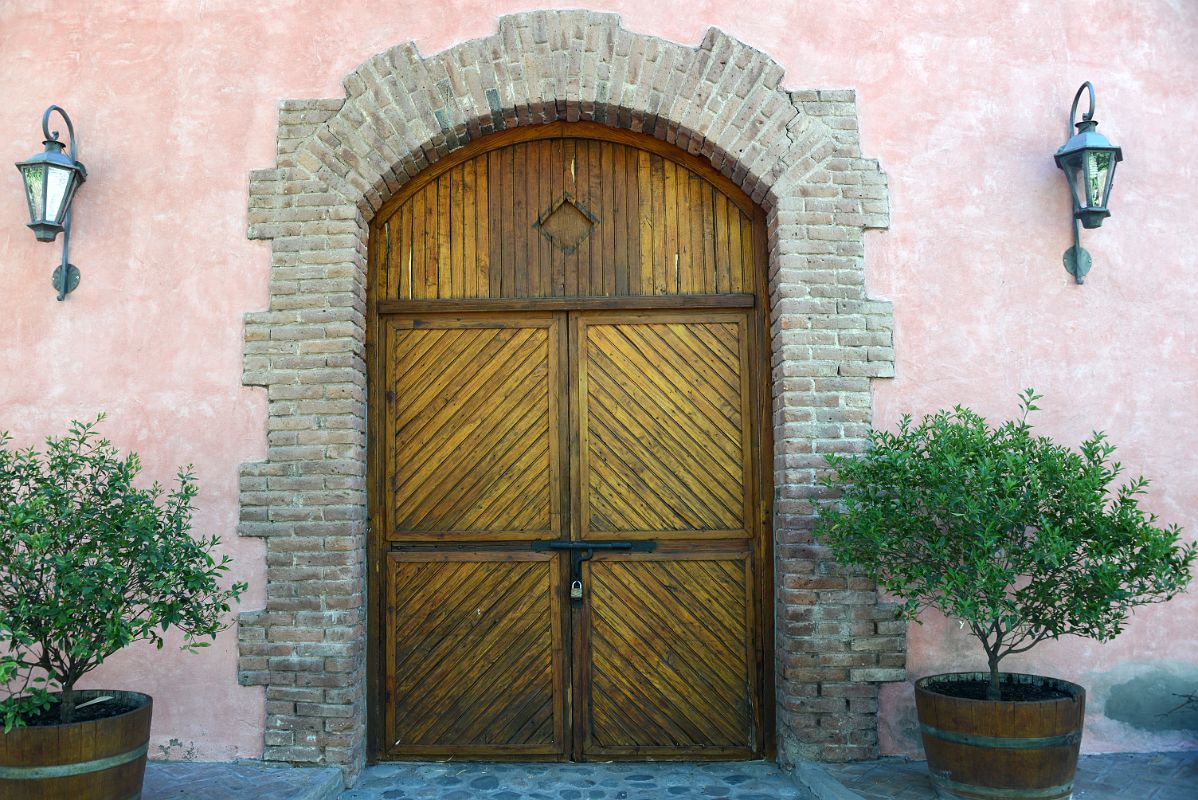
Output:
[[570, 579, 583, 600]]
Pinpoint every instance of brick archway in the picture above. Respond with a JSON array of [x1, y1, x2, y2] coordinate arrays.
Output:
[[237, 9, 900, 782]]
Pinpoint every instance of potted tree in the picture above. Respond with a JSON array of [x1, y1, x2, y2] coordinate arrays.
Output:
[[0, 416, 246, 799], [814, 390, 1195, 800]]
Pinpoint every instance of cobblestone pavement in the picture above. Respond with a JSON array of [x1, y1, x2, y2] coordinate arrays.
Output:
[[821, 751, 1198, 800], [143, 752, 1198, 799], [341, 761, 810, 800]]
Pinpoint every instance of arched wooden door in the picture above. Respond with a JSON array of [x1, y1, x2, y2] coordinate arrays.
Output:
[[367, 122, 773, 761]]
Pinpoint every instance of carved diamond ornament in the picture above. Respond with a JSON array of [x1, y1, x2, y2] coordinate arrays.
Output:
[[534, 194, 598, 254]]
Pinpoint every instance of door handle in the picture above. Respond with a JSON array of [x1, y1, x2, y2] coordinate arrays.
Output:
[[532, 540, 656, 605]]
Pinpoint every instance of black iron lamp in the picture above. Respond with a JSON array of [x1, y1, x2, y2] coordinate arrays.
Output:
[[15, 105, 87, 299], [1054, 82, 1122, 284]]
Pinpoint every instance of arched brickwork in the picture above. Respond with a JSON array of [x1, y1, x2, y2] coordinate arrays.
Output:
[[237, 9, 900, 782]]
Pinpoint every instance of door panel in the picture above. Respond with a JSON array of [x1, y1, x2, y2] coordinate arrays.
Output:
[[382, 315, 563, 540], [576, 312, 753, 539], [580, 551, 757, 757], [383, 552, 566, 757]]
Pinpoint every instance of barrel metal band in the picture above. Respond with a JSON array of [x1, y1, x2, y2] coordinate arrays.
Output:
[[929, 772, 1074, 799], [921, 723, 1081, 749], [0, 741, 148, 779]]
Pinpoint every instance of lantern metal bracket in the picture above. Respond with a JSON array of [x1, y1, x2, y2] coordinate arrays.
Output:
[[52, 209, 81, 300], [42, 106, 85, 301], [1063, 217, 1091, 284], [1062, 82, 1095, 284]]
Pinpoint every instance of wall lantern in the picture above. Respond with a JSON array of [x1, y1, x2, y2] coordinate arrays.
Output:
[[1053, 82, 1122, 284], [14, 105, 87, 300]]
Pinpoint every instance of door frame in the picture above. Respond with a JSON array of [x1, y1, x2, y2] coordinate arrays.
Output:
[[365, 123, 774, 762]]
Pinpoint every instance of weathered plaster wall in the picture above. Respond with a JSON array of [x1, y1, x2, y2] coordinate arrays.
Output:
[[1, 0, 1195, 761]]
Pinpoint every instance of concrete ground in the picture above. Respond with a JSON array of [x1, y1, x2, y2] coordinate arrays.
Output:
[[142, 750, 1198, 800], [816, 751, 1198, 800]]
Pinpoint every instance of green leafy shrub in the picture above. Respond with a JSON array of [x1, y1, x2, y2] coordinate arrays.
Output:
[[815, 390, 1195, 700], [0, 416, 247, 730]]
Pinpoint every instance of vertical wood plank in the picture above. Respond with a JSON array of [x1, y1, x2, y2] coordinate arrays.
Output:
[[561, 138, 577, 296], [666, 159, 685, 293], [378, 218, 390, 300], [652, 156, 669, 295], [620, 145, 637, 296], [461, 160, 476, 297], [513, 144, 528, 297], [476, 154, 490, 299], [588, 139, 604, 296], [422, 183, 438, 299], [450, 166, 465, 298], [502, 146, 518, 297], [700, 182, 716, 294], [566, 139, 584, 296], [526, 143, 543, 298], [727, 207, 743, 295], [549, 138, 566, 297], [488, 149, 504, 297], [409, 189, 425, 299], [714, 194, 731, 294], [610, 144, 626, 295], [685, 172, 699, 293], [600, 142, 616, 296], [738, 212, 753, 293], [437, 175, 452, 298], [539, 138, 556, 298], [637, 150, 654, 296], [397, 201, 412, 300]]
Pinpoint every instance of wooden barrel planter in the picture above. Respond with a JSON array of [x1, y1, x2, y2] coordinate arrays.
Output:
[[0, 690, 152, 800], [915, 673, 1084, 800]]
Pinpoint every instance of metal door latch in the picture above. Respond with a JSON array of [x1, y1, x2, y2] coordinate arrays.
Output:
[[532, 539, 656, 606]]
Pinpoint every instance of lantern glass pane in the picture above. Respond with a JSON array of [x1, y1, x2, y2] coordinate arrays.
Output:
[[21, 164, 45, 222], [1086, 150, 1114, 209], [1067, 159, 1085, 210], [44, 165, 73, 224]]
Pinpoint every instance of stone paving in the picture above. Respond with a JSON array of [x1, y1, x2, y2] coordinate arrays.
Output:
[[144, 752, 1198, 800], [340, 761, 809, 800], [821, 750, 1198, 800]]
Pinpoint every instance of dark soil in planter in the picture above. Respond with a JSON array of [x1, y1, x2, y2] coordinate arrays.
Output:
[[23, 695, 144, 726], [925, 677, 1074, 702]]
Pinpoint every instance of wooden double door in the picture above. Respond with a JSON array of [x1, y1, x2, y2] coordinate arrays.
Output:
[[367, 123, 772, 761], [374, 307, 768, 760]]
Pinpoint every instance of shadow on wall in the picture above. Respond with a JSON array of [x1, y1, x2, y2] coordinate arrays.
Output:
[[1104, 668, 1198, 734]]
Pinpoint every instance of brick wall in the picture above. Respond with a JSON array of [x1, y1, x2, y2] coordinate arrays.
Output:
[[238, 9, 901, 781]]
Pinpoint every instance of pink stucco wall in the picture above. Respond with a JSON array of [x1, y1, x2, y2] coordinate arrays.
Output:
[[2, 0, 1194, 761]]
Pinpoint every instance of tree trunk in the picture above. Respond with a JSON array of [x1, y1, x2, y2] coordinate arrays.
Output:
[[987, 656, 1002, 701], [59, 683, 76, 724]]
